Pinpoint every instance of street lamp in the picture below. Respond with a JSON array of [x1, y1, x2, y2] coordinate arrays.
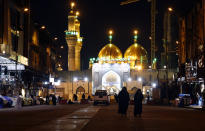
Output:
[[164, 65, 167, 69], [73, 77, 78, 82], [41, 25, 46, 30], [84, 77, 88, 81], [24, 8, 29, 12], [152, 83, 156, 88], [44, 81, 48, 85], [54, 37, 58, 40], [168, 7, 173, 12], [71, 2, 75, 8], [76, 11, 80, 16], [138, 77, 142, 82]]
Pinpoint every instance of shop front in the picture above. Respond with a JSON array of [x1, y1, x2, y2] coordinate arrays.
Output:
[[0, 55, 28, 96]]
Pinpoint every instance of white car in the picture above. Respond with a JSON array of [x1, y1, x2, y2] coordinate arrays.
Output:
[[94, 90, 110, 105], [8, 96, 17, 107]]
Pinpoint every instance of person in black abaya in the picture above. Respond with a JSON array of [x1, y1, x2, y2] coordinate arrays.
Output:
[[118, 87, 130, 116], [134, 89, 144, 117]]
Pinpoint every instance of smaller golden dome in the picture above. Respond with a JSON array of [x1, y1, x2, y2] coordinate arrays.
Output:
[[98, 44, 122, 59], [124, 43, 147, 61]]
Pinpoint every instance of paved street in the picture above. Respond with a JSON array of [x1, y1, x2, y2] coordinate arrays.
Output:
[[1, 104, 205, 131], [0, 104, 88, 131], [82, 104, 205, 131]]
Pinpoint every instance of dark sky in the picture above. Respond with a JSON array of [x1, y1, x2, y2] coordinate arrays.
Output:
[[30, 0, 194, 70]]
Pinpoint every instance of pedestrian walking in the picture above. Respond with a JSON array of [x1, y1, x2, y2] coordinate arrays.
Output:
[[134, 89, 144, 117], [118, 87, 130, 117], [52, 95, 56, 105], [46, 95, 49, 105], [15, 93, 22, 110], [82, 93, 85, 100]]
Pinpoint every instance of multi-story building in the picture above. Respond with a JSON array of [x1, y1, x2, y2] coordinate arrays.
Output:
[[0, 0, 56, 96], [178, 0, 205, 80], [0, 0, 29, 95]]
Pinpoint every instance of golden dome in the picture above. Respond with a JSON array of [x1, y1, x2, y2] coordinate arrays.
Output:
[[98, 44, 122, 59], [124, 43, 147, 61]]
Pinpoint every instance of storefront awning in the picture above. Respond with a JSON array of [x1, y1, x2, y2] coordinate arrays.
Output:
[[0, 56, 25, 70]]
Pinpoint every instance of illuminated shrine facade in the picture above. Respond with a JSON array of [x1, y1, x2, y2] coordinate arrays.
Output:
[[89, 42, 148, 70], [92, 63, 130, 95]]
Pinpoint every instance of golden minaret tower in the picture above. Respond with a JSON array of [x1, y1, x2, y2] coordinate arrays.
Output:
[[65, 2, 83, 71]]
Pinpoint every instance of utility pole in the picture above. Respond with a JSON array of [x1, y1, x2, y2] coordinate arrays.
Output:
[[121, 0, 156, 68]]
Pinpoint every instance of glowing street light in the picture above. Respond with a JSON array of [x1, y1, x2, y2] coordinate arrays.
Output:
[[138, 77, 142, 82], [152, 83, 156, 88], [164, 65, 167, 69], [60, 46, 64, 49], [71, 2, 75, 8], [109, 30, 113, 35], [24, 8, 29, 12], [168, 7, 173, 12], [76, 11, 80, 16], [128, 77, 132, 82], [176, 41, 179, 44], [84, 77, 88, 81], [136, 65, 142, 70], [134, 30, 138, 35], [73, 77, 78, 82], [54, 37, 58, 40], [41, 25, 46, 30]]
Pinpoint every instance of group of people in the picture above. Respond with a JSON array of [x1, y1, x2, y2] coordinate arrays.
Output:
[[46, 94, 57, 105], [117, 87, 144, 117]]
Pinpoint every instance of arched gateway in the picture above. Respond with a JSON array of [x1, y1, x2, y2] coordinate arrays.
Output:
[[102, 70, 121, 94]]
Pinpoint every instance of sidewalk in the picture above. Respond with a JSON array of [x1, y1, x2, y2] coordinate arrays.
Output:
[[0, 104, 61, 112], [185, 105, 203, 110]]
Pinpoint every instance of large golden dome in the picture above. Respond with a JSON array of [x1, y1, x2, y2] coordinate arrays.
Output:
[[98, 44, 122, 59], [124, 43, 147, 61]]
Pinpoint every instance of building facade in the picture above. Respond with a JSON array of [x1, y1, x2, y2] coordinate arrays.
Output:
[[0, 0, 56, 97], [161, 9, 179, 70], [178, 0, 205, 80]]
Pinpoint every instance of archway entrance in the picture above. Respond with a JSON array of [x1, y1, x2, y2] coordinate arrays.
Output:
[[102, 70, 121, 95], [76, 86, 85, 100]]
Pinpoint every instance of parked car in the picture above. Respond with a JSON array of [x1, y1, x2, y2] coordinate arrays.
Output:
[[0, 95, 13, 107], [22, 97, 33, 106], [8, 96, 17, 107], [93, 90, 110, 105], [178, 94, 192, 107], [36, 97, 45, 105]]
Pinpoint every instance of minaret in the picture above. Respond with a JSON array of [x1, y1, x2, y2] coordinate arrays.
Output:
[[133, 30, 138, 43], [65, 1, 83, 71]]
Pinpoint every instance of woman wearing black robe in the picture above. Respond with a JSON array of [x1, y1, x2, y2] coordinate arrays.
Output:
[[118, 87, 130, 116], [134, 89, 144, 117]]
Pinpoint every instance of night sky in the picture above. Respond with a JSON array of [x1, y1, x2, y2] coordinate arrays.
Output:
[[30, 0, 194, 70]]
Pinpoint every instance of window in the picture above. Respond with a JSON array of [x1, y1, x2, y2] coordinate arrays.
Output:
[[11, 33, 18, 52]]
